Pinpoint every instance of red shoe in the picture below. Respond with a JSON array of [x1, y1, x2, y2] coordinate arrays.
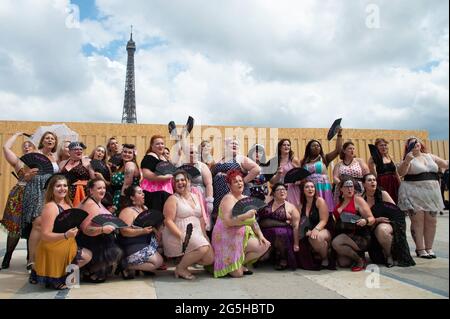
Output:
[[351, 258, 366, 272], [158, 263, 168, 270]]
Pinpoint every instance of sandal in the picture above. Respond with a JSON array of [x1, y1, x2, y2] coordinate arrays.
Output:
[[46, 282, 68, 290], [28, 269, 38, 284], [416, 249, 433, 259], [83, 273, 106, 283], [274, 259, 288, 271], [426, 249, 437, 259], [351, 258, 366, 272]]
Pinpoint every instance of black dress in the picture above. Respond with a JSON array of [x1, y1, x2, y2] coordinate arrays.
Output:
[[296, 200, 336, 270], [365, 192, 415, 267]]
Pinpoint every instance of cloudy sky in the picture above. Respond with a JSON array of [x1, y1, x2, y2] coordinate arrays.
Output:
[[0, 0, 448, 139]]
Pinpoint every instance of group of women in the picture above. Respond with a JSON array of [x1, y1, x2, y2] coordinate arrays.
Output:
[[0, 125, 448, 290]]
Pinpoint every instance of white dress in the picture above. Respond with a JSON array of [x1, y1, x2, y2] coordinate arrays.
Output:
[[397, 153, 444, 212]]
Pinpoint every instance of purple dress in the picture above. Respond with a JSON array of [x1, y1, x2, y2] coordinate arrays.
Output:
[[280, 161, 300, 208], [258, 201, 297, 269]]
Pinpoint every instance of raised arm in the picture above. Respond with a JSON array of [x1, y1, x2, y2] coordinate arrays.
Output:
[[201, 162, 214, 199], [397, 152, 414, 177], [325, 128, 343, 165], [3, 132, 21, 168], [368, 157, 377, 177]]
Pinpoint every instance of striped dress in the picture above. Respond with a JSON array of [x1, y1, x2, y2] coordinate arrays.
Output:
[[304, 160, 334, 212]]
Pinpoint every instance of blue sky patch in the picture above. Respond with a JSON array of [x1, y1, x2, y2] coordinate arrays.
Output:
[[71, 0, 99, 21], [413, 60, 440, 73]]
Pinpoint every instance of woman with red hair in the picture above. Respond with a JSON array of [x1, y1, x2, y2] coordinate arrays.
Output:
[[397, 137, 448, 258], [140, 135, 174, 212], [212, 170, 270, 278]]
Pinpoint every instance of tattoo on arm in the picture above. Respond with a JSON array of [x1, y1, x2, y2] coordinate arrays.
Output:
[[253, 221, 261, 233], [124, 167, 134, 178], [87, 226, 97, 235]]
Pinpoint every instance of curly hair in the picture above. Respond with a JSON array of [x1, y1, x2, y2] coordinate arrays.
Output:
[[226, 169, 243, 184]]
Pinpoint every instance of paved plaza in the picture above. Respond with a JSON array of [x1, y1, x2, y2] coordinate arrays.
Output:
[[0, 214, 448, 300]]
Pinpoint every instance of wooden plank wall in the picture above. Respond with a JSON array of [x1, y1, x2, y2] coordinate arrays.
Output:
[[1, 120, 447, 219]]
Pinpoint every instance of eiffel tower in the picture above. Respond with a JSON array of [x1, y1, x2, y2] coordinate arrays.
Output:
[[121, 26, 137, 123]]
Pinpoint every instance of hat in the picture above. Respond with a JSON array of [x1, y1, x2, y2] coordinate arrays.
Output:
[[68, 141, 87, 150]]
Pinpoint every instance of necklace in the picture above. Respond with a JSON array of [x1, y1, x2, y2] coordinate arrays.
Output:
[[343, 158, 353, 166]]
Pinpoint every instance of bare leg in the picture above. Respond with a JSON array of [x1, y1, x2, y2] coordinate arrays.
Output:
[[332, 234, 363, 268], [374, 223, 394, 265], [197, 246, 214, 266], [28, 217, 41, 266], [374, 223, 393, 257], [309, 230, 331, 263], [244, 237, 269, 265], [176, 246, 209, 279], [409, 211, 425, 251], [424, 212, 437, 254], [129, 252, 164, 272]]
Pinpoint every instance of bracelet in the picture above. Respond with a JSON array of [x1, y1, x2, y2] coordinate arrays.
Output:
[[63, 232, 68, 240], [365, 218, 370, 226], [314, 227, 321, 231], [101, 226, 104, 234]]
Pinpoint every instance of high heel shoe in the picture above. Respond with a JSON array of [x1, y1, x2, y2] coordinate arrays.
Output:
[[416, 250, 433, 259], [385, 256, 394, 268], [351, 258, 366, 272], [425, 249, 437, 259], [26, 262, 34, 273]]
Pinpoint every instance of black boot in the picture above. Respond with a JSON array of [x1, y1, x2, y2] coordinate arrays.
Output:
[[1, 251, 13, 269]]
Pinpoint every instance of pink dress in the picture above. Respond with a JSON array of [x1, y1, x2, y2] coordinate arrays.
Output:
[[281, 161, 301, 208], [162, 193, 210, 258], [140, 154, 173, 194], [211, 209, 255, 278]]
